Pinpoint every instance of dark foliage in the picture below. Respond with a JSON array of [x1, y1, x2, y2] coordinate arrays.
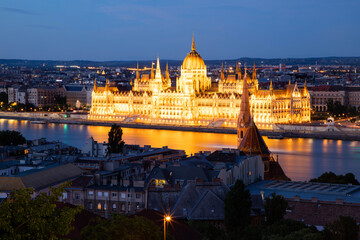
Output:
[[0, 184, 81, 240], [0, 92, 8, 104], [108, 124, 125, 154], [265, 193, 288, 225], [326, 99, 357, 118], [81, 214, 163, 240], [189, 220, 225, 240], [224, 180, 252, 234], [310, 172, 359, 185], [324, 215, 359, 240], [0, 130, 26, 146]]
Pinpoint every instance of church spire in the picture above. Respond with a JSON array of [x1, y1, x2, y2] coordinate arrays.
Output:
[[220, 63, 225, 80], [237, 66, 251, 148], [191, 34, 196, 51], [270, 80, 273, 93], [136, 62, 140, 79]]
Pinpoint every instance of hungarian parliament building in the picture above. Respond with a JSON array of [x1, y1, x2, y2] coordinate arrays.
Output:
[[89, 37, 311, 129]]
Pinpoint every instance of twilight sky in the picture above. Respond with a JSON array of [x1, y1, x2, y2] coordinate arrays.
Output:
[[0, 0, 359, 61]]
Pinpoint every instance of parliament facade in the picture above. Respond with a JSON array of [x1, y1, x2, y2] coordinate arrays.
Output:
[[89, 37, 311, 129]]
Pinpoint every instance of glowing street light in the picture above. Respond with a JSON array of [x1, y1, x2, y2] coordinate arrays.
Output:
[[163, 214, 171, 240]]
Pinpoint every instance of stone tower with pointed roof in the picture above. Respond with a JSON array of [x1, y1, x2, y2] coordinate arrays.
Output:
[[237, 67, 252, 148], [239, 118, 289, 180]]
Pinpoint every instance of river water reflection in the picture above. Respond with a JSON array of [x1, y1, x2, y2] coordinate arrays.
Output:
[[1, 119, 360, 181]]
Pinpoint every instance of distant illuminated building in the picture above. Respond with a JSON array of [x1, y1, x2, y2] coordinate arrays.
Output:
[[89, 36, 311, 128]]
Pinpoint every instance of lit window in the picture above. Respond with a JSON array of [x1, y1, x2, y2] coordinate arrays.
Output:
[[98, 191, 102, 197], [88, 191, 93, 196], [121, 193, 126, 198], [104, 192, 108, 197], [249, 171, 252, 176], [97, 202, 102, 210], [112, 204, 116, 210]]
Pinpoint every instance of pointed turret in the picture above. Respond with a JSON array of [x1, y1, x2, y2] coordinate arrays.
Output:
[[237, 66, 251, 148], [105, 79, 109, 91], [150, 62, 155, 79], [136, 62, 140, 79], [220, 63, 225, 81], [155, 56, 163, 80], [270, 80, 273, 92], [236, 62, 242, 80], [239, 118, 289, 181], [93, 78, 97, 92], [252, 63, 257, 80], [165, 62, 170, 79], [191, 33, 196, 51]]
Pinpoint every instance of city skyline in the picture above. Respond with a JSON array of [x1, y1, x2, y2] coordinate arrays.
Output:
[[0, 0, 360, 61]]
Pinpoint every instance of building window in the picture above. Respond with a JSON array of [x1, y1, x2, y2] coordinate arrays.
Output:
[[88, 191, 93, 197], [121, 193, 126, 199], [104, 192, 109, 197], [136, 193, 141, 199], [97, 202, 102, 210], [112, 192, 117, 198], [104, 203, 107, 210], [89, 203, 93, 210], [112, 204, 116, 211], [98, 191, 102, 197], [121, 204, 125, 211], [75, 193, 80, 200], [128, 193, 132, 198]]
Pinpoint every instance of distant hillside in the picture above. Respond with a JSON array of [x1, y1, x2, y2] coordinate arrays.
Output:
[[1, 57, 359, 68]]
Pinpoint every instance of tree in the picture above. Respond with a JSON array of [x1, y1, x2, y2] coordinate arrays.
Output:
[[0, 130, 26, 146], [81, 214, 163, 240], [0, 184, 81, 240], [0, 92, 8, 104], [224, 180, 252, 234], [189, 220, 225, 240], [310, 172, 359, 185], [264, 193, 288, 225], [324, 215, 359, 240], [108, 124, 125, 154]]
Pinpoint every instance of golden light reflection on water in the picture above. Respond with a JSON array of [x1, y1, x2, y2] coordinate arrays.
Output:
[[1, 119, 360, 181]]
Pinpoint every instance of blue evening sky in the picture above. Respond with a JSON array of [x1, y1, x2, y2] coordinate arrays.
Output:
[[0, 0, 359, 61]]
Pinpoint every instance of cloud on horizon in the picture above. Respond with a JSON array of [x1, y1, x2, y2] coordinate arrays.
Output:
[[0, 7, 40, 15]]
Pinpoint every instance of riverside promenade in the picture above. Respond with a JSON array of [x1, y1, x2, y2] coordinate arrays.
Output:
[[1, 112, 360, 141]]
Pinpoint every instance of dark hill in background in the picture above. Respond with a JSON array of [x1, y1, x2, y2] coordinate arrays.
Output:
[[1, 57, 360, 68]]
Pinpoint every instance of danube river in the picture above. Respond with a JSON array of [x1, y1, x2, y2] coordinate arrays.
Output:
[[1, 119, 360, 181]]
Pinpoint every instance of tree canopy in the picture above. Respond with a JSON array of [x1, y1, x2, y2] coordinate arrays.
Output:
[[107, 124, 125, 154], [0, 184, 81, 240], [324, 215, 359, 240], [310, 172, 359, 185], [81, 214, 163, 240], [224, 180, 252, 234], [0, 130, 26, 146], [265, 192, 288, 225]]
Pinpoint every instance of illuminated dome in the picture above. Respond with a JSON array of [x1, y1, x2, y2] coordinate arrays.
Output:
[[182, 36, 206, 70]]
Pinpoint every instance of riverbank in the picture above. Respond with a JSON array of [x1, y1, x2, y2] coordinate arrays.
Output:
[[1, 112, 360, 141]]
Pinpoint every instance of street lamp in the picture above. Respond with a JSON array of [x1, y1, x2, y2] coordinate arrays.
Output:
[[164, 215, 171, 240]]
